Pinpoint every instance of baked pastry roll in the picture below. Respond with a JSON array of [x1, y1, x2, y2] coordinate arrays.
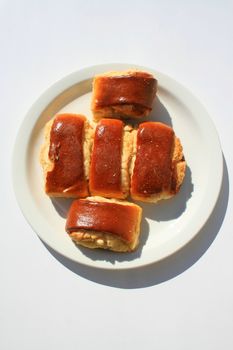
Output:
[[66, 196, 142, 252], [130, 122, 186, 202], [89, 119, 132, 199], [91, 70, 157, 120], [40, 113, 93, 197]]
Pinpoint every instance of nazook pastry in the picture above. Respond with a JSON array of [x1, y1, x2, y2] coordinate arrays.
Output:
[[130, 122, 186, 202], [40, 113, 93, 197], [89, 118, 132, 199], [66, 196, 142, 252], [91, 70, 157, 120]]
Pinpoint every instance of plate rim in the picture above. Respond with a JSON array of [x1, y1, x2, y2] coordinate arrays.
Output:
[[12, 63, 223, 270]]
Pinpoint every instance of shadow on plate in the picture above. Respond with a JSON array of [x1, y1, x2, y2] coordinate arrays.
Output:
[[45, 155, 228, 289], [150, 96, 173, 126], [51, 197, 74, 218]]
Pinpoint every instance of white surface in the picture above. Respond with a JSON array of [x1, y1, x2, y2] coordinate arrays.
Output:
[[12, 64, 223, 269], [1, 0, 233, 349]]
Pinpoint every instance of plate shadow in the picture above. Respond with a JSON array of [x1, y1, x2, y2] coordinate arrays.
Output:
[[150, 96, 173, 126], [51, 197, 74, 218], [45, 155, 228, 289]]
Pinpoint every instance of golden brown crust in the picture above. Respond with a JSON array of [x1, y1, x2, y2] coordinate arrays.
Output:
[[40, 114, 93, 198], [91, 70, 157, 120], [130, 123, 186, 203], [89, 120, 133, 199], [66, 196, 142, 252]]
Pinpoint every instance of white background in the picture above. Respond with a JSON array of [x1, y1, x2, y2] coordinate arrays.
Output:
[[1, 0, 233, 349]]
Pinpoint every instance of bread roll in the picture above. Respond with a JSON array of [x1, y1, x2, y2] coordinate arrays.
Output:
[[66, 196, 142, 252], [130, 122, 186, 202], [91, 70, 157, 120], [89, 119, 132, 199], [40, 113, 93, 198]]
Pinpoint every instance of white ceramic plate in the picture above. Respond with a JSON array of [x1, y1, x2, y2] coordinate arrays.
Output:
[[12, 63, 223, 270]]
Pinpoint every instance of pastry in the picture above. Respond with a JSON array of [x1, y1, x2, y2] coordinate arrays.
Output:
[[89, 118, 132, 199], [130, 122, 186, 202], [66, 196, 142, 252], [91, 70, 157, 120], [40, 113, 93, 197]]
